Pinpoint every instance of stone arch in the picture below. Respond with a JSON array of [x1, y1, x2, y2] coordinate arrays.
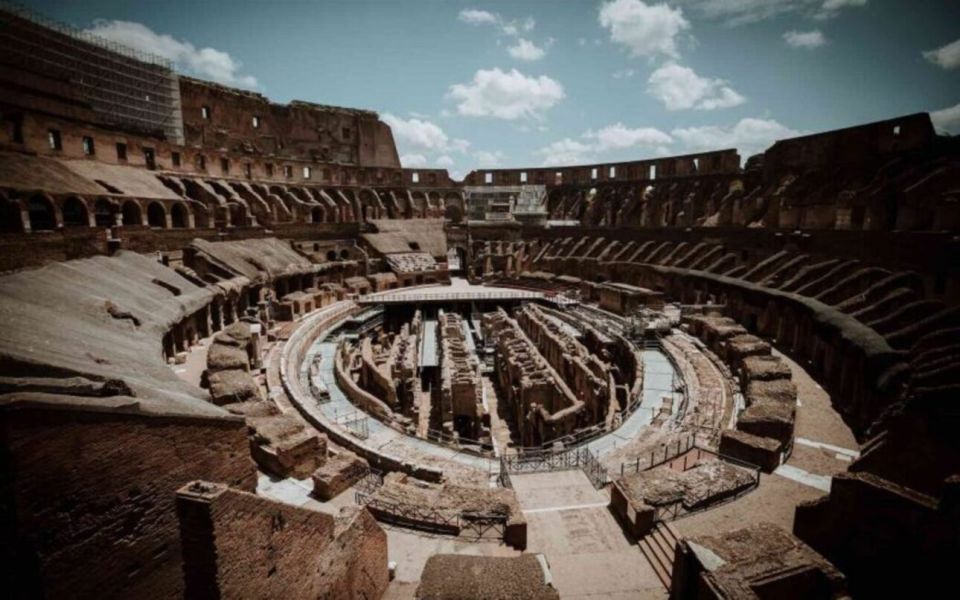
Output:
[[93, 198, 117, 228], [0, 194, 24, 233], [191, 203, 212, 228], [228, 203, 248, 227], [340, 248, 349, 260], [121, 200, 142, 226], [170, 202, 190, 228], [326, 250, 337, 262], [146, 202, 167, 228], [311, 206, 325, 223], [61, 196, 89, 227], [444, 203, 462, 223], [27, 195, 57, 231]]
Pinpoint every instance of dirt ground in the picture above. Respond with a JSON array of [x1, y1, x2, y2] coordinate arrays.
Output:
[[511, 471, 667, 600]]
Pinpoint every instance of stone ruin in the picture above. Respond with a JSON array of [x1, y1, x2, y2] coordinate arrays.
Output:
[[0, 4, 957, 598]]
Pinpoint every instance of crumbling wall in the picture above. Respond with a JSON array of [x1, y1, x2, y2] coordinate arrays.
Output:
[[438, 311, 484, 440], [176, 481, 388, 599], [0, 395, 255, 599], [482, 308, 583, 446]]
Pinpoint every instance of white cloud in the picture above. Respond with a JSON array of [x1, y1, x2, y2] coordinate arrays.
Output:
[[598, 0, 690, 59], [435, 155, 455, 167], [84, 20, 257, 88], [447, 68, 565, 120], [458, 9, 498, 26], [534, 138, 595, 166], [400, 153, 428, 168], [814, 0, 867, 20], [923, 39, 960, 70], [381, 113, 470, 155], [783, 29, 827, 48], [578, 38, 588, 46], [647, 63, 746, 111], [672, 117, 803, 157], [458, 9, 534, 36], [382, 113, 449, 151], [612, 68, 636, 79], [930, 102, 960, 135], [474, 150, 505, 167], [534, 123, 673, 166], [508, 38, 547, 61], [586, 123, 673, 152]]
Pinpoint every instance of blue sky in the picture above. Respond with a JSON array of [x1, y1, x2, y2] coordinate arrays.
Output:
[[25, 0, 960, 178]]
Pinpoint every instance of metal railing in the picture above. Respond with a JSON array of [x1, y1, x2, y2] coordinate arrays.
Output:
[[355, 486, 508, 540], [334, 409, 370, 439], [360, 290, 545, 304], [499, 446, 608, 489], [424, 428, 494, 455], [621, 444, 762, 524], [618, 433, 697, 476]]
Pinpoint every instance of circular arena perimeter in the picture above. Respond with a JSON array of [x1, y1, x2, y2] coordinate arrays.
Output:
[[262, 276, 859, 597], [3, 5, 958, 597]]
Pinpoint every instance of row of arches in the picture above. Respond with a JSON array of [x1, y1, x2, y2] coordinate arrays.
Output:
[[0, 185, 467, 235], [0, 194, 199, 233]]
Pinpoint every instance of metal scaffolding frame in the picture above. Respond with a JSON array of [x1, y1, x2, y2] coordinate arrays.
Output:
[[0, 1, 184, 143]]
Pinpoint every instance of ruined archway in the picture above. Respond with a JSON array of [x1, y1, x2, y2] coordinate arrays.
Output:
[[27, 195, 57, 231], [146, 202, 166, 228], [61, 196, 88, 227], [170, 203, 189, 228], [94, 198, 116, 228], [121, 201, 142, 226], [0, 195, 24, 233]]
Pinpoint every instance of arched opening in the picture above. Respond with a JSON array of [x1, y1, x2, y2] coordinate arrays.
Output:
[[121, 201, 142, 226], [340, 249, 350, 260], [147, 202, 166, 228], [229, 203, 247, 227], [171, 203, 189, 228], [62, 197, 88, 227], [0, 196, 24, 233], [94, 198, 115, 228], [27, 195, 57, 231], [444, 203, 462, 223], [311, 206, 324, 223], [326, 250, 337, 262]]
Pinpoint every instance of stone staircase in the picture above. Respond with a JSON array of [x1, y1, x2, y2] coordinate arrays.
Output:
[[638, 521, 681, 590]]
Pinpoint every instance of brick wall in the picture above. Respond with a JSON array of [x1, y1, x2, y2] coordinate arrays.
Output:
[[176, 482, 388, 599], [1, 399, 255, 599]]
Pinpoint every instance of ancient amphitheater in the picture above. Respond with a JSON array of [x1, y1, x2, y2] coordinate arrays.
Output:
[[1, 4, 958, 600]]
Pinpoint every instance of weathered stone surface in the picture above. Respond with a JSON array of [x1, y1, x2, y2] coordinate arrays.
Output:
[[719, 430, 782, 472], [247, 414, 325, 478], [177, 481, 388, 599], [207, 369, 260, 405], [416, 554, 559, 600], [311, 451, 368, 500]]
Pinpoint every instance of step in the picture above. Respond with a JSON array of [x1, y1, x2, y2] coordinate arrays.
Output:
[[638, 539, 672, 589], [641, 533, 674, 576], [649, 528, 677, 566], [661, 522, 682, 547]]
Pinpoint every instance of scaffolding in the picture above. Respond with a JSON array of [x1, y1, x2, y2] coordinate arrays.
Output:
[[0, 1, 184, 143]]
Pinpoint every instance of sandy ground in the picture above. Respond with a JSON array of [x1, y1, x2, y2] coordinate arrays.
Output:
[[511, 471, 667, 600], [171, 334, 213, 386]]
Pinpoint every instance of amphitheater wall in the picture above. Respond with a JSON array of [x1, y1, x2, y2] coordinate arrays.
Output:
[[532, 258, 901, 436], [0, 396, 255, 599], [521, 226, 960, 302], [0, 228, 109, 272]]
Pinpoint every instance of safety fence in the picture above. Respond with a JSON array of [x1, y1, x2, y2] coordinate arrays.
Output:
[[354, 470, 507, 540], [618, 433, 697, 476], [626, 445, 762, 524], [499, 446, 607, 490]]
